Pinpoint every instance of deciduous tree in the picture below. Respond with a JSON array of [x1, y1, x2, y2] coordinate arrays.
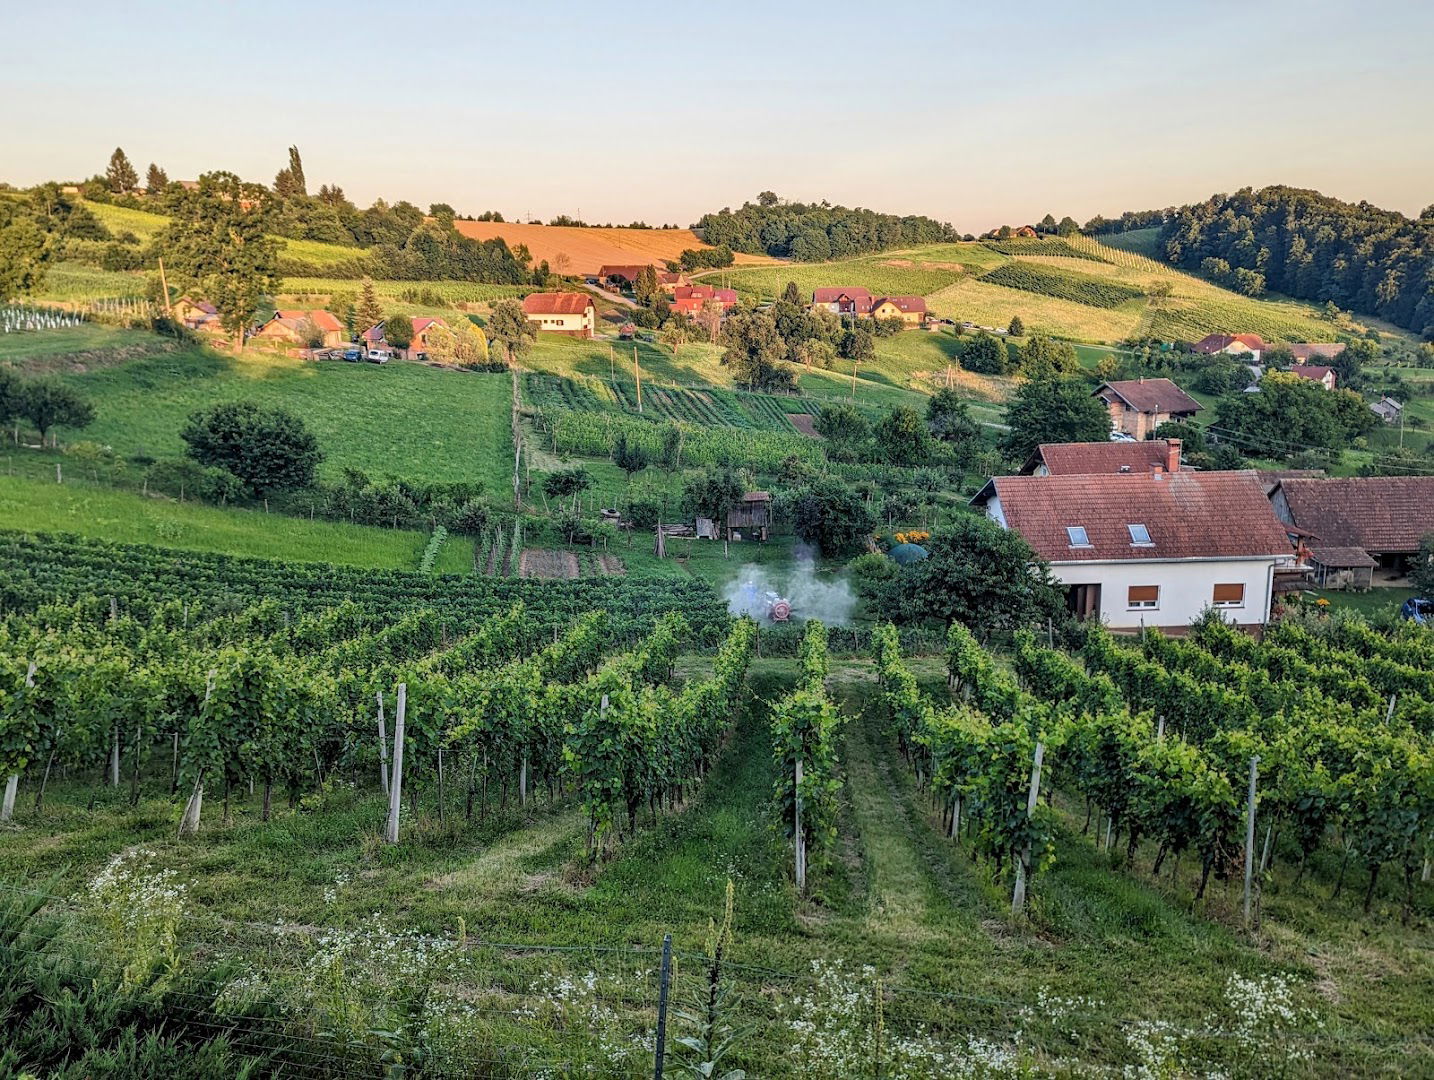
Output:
[[180, 401, 322, 496], [19, 379, 95, 446], [487, 299, 538, 362], [999, 374, 1111, 460]]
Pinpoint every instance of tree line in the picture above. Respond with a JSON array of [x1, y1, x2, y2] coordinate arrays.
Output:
[[694, 191, 957, 261]]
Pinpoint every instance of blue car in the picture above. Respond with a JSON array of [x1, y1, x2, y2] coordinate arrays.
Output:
[[1400, 597, 1433, 624]]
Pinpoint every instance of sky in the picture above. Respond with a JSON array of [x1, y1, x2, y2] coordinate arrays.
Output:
[[3, 0, 1431, 232]]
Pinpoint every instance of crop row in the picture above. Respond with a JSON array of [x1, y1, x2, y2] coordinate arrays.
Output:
[[541, 408, 823, 471], [980, 262, 1147, 309], [980, 238, 1106, 261]]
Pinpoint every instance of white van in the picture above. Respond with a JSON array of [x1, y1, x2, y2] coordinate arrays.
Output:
[[366, 349, 392, 364]]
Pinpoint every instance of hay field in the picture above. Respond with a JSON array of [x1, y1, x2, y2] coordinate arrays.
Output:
[[452, 221, 773, 276]]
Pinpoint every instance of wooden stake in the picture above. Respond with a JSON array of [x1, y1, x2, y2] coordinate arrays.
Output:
[[794, 758, 806, 893], [633, 346, 642, 411], [158, 256, 173, 319], [179, 670, 215, 837], [377, 692, 390, 796], [1243, 755, 1260, 928], [1012, 741, 1045, 915], [2, 664, 36, 822], [385, 684, 406, 844]]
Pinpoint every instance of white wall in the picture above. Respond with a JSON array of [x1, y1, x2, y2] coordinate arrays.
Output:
[[1049, 557, 1280, 629]]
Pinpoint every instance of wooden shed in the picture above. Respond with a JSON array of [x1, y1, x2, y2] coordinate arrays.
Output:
[[725, 491, 772, 542]]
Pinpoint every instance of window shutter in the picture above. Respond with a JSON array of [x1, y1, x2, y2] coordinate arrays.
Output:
[[1213, 583, 1245, 604], [1127, 585, 1159, 603]]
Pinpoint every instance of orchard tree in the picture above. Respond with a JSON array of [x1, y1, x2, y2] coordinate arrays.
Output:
[[926, 388, 981, 448], [542, 465, 593, 512], [487, 299, 538, 362], [873, 405, 931, 464], [1021, 332, 1078, 376], [19, 379, 95, 446], [180, 401, 323, 496], [719, 310, 794, 391], [612, 433, 649, 483], [814, 402, 871, 452], [681, 466, 745, 524], [383, 314, 414, 353], [782, 476, 875, 557], [961, 331, 1012, 375], [160, 172, 279, 353], [105, 147, 138, 194], [999, 374, 1111, 460]]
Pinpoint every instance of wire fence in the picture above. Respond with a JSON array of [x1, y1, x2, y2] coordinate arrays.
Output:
[[2, 878, 1431, 1078]]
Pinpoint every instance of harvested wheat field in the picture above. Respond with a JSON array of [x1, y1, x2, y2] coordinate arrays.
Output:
[[452, 221, 773, 276]]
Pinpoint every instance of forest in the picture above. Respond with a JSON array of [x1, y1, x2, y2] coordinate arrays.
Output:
[[694, 191, 958, 261], [1157, 186, 1434, 336]]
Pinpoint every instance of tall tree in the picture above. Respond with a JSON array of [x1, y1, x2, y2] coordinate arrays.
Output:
[[145, 163, 169, 194], [160, 172, 279, 354], [355, 278, 383, 332], [274, 146, 307, 199], [719, 311, 794, 391], [486, 299, 537, 362], [105, 148, 138, 194], [782, 281, 802, 306], [382, 314, 414, 352], [634, 265, 660, 305], [0, 201, 49, 301], [999, 374, 1111, 460]]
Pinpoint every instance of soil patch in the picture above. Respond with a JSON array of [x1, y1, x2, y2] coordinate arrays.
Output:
[[788, 414, 822, 438], [518, 548, 580, 579]]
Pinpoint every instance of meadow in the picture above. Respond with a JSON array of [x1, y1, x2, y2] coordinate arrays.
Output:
[[0, 472, 472, 571], [54, 343, 515, 490]]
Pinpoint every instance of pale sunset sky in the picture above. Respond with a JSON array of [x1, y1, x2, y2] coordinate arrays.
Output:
[[3, 0, 1430, 231]]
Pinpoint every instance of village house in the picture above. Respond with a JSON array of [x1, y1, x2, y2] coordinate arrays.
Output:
[[810, 287, 873, 316], [1093, 378, 1203, 439], [1371, 396, 1404, 424], [1021, 439, 1182, 477], [252, 309, 346, 348], [1286, 342, 1347, 364], [657, 271, 690, 294], [869, 296, 927, 325], [670, 284, 739, 317], [1192, 333, 1267, 361], [362, 316, 447, 361], [972, 471, 1298, 632], [1269, 476, 1434, 581], [521, 292, 595, 337], [173, 297, 219, 331], [596, 265, 651, 288], [1288, 364, 1336, 390], [809, 288, 926, 325]]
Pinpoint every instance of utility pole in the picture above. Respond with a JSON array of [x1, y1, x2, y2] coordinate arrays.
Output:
[[634, 346, 643, 411], [157, 256, 174, 319]]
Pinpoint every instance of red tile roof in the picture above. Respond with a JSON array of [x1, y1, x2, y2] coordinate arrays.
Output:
[[1306, 544, 1377, 569], [1274, 477, 1434, 554], [522, 292, 594, 316], [596, 264, 651, 282], [1287, 342, 1346, 362], [1096, 379, 1203, 416], [976, 471, 1291, 563], [1024, 440, 1179, 476], [269, 310, 342, 333], [1193, 333, 1267, 354], [1289, 364, 1334, 384], [309, 310, 344, 333], [872, 295, 927, 314], [812, 287, 873, 304]]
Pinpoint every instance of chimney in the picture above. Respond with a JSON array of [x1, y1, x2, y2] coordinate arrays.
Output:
[[1167, 438, 1182, 473]]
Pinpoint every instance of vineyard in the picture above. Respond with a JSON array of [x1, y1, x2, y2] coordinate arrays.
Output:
[[979, 262, 1148, 309], [980, 238, 1107, 261], [524, 371, 808, 434]]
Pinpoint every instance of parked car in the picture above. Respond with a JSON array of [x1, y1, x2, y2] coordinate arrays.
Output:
[[366, 349, 392, 364], [1108, 431, 1137, 443], [342, 348, 363, 362], [1399, 597, 1433, 624], [585, 277, 599, 285]]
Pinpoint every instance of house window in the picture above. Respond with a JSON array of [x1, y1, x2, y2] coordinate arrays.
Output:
[[1127, 524, 1153, 546], [1212, 583, 1245, 608], [1065, 526, 1090, 547], [1127, 585, 1159, 609]]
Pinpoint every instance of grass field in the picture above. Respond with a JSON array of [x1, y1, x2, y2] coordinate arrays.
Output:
[[60, 343, 514, 490], [1, 659, 1427, 1075], [0, 472, 472, 571], [0, 323, 157, 364], [28, 261, 153, 302], [712, 254, 972, 303]]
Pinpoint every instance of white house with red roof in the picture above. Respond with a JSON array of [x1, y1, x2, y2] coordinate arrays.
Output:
[[521, 292, 595, 337], [809, 288, 927, 325], [1288, 364, 1336, 390], [972, 470, 1297, 631]]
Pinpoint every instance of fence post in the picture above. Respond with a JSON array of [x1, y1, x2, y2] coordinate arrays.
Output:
[[794, 758, 806, 893], [386, 684, 406, 844], [1243, 755, 1260, 928], [377, 692, 390, 797], [653, 932, 673, 1079]]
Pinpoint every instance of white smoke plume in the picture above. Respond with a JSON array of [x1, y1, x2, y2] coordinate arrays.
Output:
[[723, 544, 857, 626]]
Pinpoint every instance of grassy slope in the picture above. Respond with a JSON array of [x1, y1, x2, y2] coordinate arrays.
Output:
[[55, 343, 514, 491], [0, 472, 472, 572], [0, 323, 155, 362], [0, 659, 1427, 1074]]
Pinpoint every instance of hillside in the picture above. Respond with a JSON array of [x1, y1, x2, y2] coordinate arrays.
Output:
[[450, 221, 773, 276], [714, 236, 1411, 346]]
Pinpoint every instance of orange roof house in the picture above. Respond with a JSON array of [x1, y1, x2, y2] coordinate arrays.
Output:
[[253, 309, 346, 348], [1022, 439, 1183, 477], [670, 284, 739, 317], [363, 316, 448, 359], [1192, 333, 1267, 359]]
